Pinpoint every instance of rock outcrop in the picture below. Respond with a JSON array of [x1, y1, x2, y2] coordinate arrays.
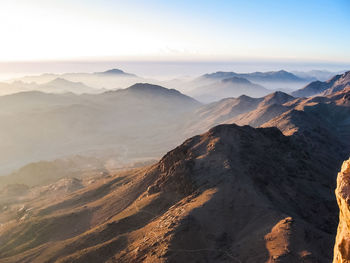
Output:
[[333, 158, 350, 263]]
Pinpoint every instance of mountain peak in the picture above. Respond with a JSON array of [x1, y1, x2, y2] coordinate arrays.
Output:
[[45, 77, 86, 87], [264, 90, 294, 101], [293, 70, 350, 97], [38, 77, 99, 94], [97, 68, 135, 76], [102, 69, 125, 74], [48, 77, 71, 84], [203, 71, 238, 79], [127, 83, 179, 93], [152, 123, 286, 195], [221, 76, 252, 84], [258, 91, 295, 108], [343, 71, 350, 77], [275, 69, 291, 75], [292, 80, 330, 97], [326, 74, 343, 85], [339, 70, 350, 83], [237, 94, 254, 100], [118, 83, 200, 105]]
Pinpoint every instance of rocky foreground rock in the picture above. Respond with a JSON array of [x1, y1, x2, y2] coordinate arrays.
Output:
[[333, 158, 350, 263]]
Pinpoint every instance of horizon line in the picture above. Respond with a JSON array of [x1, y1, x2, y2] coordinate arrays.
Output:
[[0, 56, 350, 65]]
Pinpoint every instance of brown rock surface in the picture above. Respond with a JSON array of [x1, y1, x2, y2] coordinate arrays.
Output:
[[1, 73, 350, 263], [333, 159, 350, 263], [0, 124, 341, 262]]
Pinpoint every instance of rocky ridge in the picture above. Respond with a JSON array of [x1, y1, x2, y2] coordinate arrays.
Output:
[[333, 158, 350, 263]]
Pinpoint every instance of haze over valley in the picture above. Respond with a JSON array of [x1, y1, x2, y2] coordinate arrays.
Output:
[[1, 67, 350, 262], [0, 68, 348, 175], [1, 0, 350, 262]]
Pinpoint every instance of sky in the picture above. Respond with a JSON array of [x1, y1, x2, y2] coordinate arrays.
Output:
[[0, 0, 349, 62], [0, 0, 349, 80]]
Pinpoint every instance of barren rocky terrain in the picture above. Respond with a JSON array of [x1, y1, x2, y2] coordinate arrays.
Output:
[[0, 72, 350, 262]]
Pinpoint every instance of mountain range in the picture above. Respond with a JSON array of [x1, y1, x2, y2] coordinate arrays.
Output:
[[1, 84, 349, 262], [187, 76, 270, 103], [0, 69, 340, 100], [12, 69, 143, 91], [292, 70, 344, 81], [0, 83, 200, 175], [0, 71, 349, 262], [1, 69, 350, 177], [292, 71, 350, 97], [203, 70, 305, 82], [0, 78, 103, 96], [184, 70, 312, 102]]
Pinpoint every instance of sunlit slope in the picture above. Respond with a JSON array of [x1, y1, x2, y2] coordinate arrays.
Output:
[[0, 122, 346, 262]]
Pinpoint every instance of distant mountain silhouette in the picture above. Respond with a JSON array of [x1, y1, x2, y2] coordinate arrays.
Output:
[[221, 76, 253, 84], [292, 71, 350, 97], [0, 83, 200, 175], [0, 78, 102, 95], [204, 70, 305, 83], [186, 91, 296, 134], [38, 78, 101, 94], [189, 76, 270, 103], [126, 83, 192, 98], [1, 73, 350, 262], [292, 70, 342, 81], [291, 80, 330, 97], [16, 68, 144, 90], [95, 68, 136, 77]]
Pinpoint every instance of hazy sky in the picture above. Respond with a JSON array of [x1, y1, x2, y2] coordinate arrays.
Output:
[[0, 0, 349, 62]]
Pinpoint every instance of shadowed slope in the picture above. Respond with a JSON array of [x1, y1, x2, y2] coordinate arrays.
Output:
[[0, 123, 344, 262], [292, 71, 350, 97]]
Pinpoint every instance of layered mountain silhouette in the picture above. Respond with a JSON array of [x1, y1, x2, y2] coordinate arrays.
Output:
[[0, 71, 350, 262], [292, 71, 350, 97], [1, 69, 325, 99], [186, 91, 296, 134], [15, 68, 144, 90], [188, 76, 270, 102], [0, 83, 200, 175], [0, 78, 102, 96], [38, 78, 101, 94], [292, 70, 341, 81], [203, 70, 305, 82], [1, 72, 349, 176], [0, 113, 348, 262], [187, 86, 350, 145], [187, 70, 309, 102]]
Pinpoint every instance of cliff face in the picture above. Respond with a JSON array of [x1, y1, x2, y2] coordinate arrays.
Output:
[[333, 159, 350, 263]]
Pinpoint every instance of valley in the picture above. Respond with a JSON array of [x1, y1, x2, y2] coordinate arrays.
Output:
[[0, 70, 349, 262]]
